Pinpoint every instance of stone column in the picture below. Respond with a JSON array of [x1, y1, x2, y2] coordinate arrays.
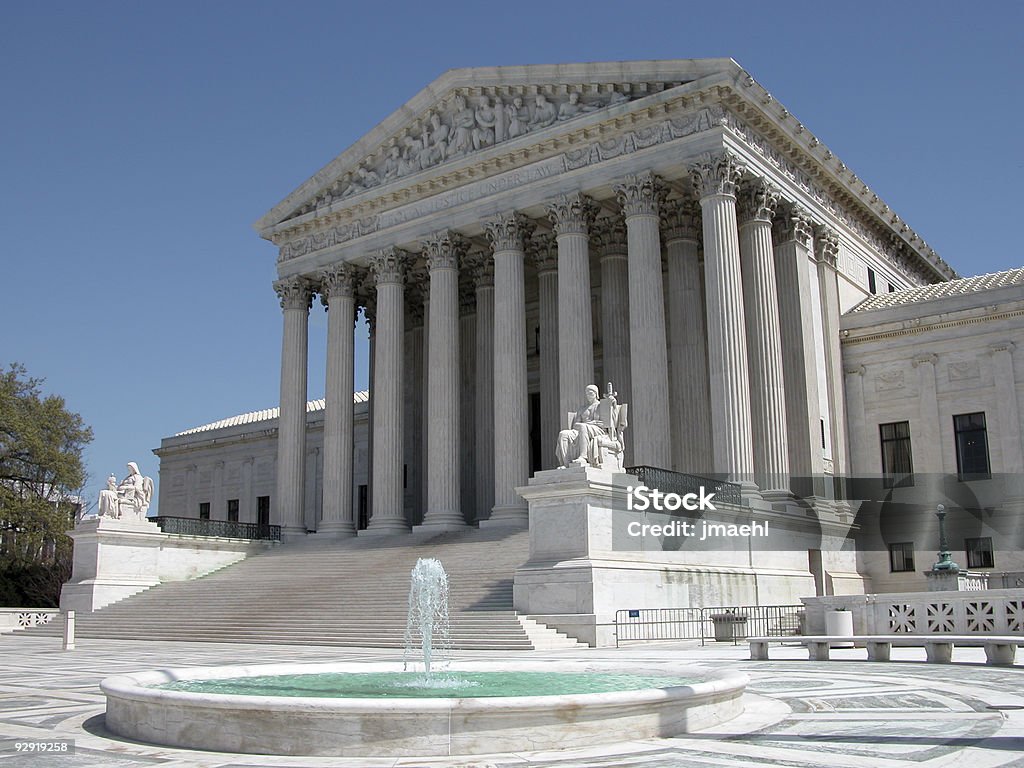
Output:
[[273, 276, 313, 537], [547, 193, 598, 420], [418, 230, 467, 530], [241, 457, 254, 523], [691, 153, 756, 492], [212, 461, 225, 519], [773, 205, 823, 500], [661, 199, 711, 474], [458, 284, 477, 519], [472, 254, 496, 520], [484, 212, 534, 525], [738, 179, 790, 497], [593, 217, 632, 418], [364, 247, 409, 535], [362, 293, 376, 525], [913, 352, 942, 471], [531, 233, 561, 468], [185, 464, 196, 518], [843, 365, 868, 476], [990, 342, 1024, 510], [318, 264, 358, 537], [815, 226, 850, 510], [614, 172, 672, 468]]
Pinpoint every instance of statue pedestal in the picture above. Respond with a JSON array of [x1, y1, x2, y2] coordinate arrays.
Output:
[[60, 517, 167, 612], [512, 466, 690, 647]]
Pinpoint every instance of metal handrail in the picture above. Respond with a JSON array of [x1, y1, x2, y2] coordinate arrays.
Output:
[[623, 466, 742, 507], [150, 516, 281, 541], [614, 604, 805, 647]]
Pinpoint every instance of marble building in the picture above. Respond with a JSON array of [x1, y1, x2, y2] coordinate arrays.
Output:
[[154, 59, 1024, 607]]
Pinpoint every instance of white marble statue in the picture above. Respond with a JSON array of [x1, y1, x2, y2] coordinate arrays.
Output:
[[96, 462, 155, 522], [528, 94, 557, 131], [556, 383, 629, 471]]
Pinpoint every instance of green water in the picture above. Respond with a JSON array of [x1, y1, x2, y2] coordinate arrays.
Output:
[[157, 671, 694, 699]]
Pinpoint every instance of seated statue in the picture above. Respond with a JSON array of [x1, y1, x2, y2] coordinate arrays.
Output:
[[555, 383, 629, 471], [96, 462, 155, 522]]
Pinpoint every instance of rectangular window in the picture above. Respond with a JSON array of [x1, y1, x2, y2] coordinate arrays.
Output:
[[199, 502, 210, 520], [965, 536, 994, 569], [257, 496, 270, 527], [954, 412, 991, 480], [227, 498, 239, 523], [868, 267, 877, 294], [880, 421, 913, 487], [889, 542, 915, 572], [888, 282, 897, 293]]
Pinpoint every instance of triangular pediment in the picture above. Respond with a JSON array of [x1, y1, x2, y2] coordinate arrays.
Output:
[[255, 59, 740, 235]]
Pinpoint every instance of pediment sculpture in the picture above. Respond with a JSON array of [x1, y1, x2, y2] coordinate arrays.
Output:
[[556, 383, 629, 472], [96, 462, 155, 522], [305, 87, 635, 213]]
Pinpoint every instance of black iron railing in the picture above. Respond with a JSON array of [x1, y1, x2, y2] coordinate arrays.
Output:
[[150, 516, 281, 541], [614, 604, 805, 647], [624, 465, 743, 507]]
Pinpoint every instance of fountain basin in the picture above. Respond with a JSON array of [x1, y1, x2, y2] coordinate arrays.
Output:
[[101, 660, 747, 756]]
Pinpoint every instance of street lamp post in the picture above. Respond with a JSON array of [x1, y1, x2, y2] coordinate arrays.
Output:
[[931, 503, 960, 573]]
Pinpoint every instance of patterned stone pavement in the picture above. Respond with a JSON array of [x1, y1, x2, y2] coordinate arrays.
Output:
[[0, 634, 1021, 767]]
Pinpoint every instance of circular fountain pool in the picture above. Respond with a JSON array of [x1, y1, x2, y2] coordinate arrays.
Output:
[[101, 660, 748, 756]]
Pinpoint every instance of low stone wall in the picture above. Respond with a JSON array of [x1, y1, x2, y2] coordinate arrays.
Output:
[[802, 589, 1024, 635], [60, 517, 274, 613], [0, 608, 60, 634]]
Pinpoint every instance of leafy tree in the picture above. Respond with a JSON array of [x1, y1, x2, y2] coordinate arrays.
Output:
[[0, 364, 93, 606]]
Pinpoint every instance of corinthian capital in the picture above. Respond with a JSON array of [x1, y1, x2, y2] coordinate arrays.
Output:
[[614, 171, 666, 218], [545, 192, 599, 236], [317, 263, 359, 304], [465, 250, 494, 288], [690, 151, 746, 198], [660, 197, 701, 243], [738, 179, 781, 224], [484, 212, 535, 253], [369, 246, 408, 285], [528, 232, 558, 274], [814, 225, 840, 268], [421, 229, 468, 271], [273, 276, 314, 311], [591, 216, 629, 257], [773, 204, 814, 247]]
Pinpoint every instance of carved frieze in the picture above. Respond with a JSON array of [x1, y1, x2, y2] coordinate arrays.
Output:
[[875, 368, 906, 393], [948, 360, 981, 382]]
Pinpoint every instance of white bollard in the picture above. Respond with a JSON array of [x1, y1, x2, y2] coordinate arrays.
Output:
[[62, 610, 75, 651]]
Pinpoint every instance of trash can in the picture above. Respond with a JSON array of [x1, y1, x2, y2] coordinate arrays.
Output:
[[825, 609, 854, 648], [710, 612, 749, 642]]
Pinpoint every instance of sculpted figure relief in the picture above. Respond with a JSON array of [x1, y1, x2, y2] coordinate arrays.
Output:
[[95, 462, 155, 522], [528, 94, 557, 131], [556, 383, 629, 471], [304, 87, 639, 211]]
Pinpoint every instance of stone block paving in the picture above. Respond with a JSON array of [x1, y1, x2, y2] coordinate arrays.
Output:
[[0, 635, 1022, 767]]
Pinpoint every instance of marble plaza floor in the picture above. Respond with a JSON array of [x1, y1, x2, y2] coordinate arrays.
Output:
[[0, 633, 1022, 768]]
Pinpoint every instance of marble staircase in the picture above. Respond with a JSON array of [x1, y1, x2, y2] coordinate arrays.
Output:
[[30, 526, 584, 650]]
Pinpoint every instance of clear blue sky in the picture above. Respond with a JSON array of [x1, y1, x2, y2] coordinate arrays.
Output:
[[2, 1, 1021, 512]]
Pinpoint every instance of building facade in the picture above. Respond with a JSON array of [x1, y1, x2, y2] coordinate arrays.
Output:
[[154, 60, 1024, 604]]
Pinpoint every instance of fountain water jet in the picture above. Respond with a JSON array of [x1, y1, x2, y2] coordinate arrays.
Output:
[[403, 557, 450, 675]]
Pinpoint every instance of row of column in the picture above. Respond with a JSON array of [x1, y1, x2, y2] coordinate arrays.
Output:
[[273, 150, 848, 536]]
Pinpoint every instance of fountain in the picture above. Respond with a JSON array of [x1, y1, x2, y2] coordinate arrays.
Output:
[[404, 557, 450, 675], [100, 557, 748, 757]]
